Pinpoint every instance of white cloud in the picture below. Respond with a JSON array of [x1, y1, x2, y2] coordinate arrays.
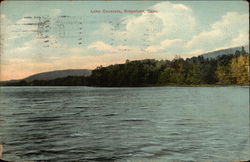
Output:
[[1, 8, 63, 42], [183, 49, 205, 57], [1, 36, 84, 69], [1, 15, 38, 41], [185, 12, 249, 51], [229, 31, 249, 47], [146, 39, 183, 53], [150, 2, 195, 39], [0, 14, 8, 47], [94, 1, 196, 51], [1, 2, 249, 81], [93, 7, 248, 56], [87, 41, 114, 52], [173, 4, 191, 11]]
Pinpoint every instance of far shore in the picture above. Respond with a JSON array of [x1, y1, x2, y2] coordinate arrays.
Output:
[[0, 84, 249, 88]]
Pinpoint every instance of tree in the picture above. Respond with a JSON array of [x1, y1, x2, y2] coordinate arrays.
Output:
[[159, 67, 175, 84], [216, 65, 232, 84], [230, 55, 249, 85]]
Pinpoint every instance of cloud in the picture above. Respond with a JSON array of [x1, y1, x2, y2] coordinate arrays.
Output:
[[185, 12, 249, 51], [229, 31, 249, 47], [93, 7, 248, 56], [146, 39, 184, 53], [1, 37, 88, 80], [0, 15, 39, 41], [87, 41, 114, 52], [0, 14, 16, 41], [0, 14, 8, 47], [173, 4, 191, 11], [183, 49, 205, 57], [94, 1, 196, 50], [152, 2, 195, 39], [1, 2, 249, 81], [1, 8, 63, 42], [1, 37, 177, 80]]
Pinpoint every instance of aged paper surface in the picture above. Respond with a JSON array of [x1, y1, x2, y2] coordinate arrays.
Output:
[[0, 0, 249, 161]]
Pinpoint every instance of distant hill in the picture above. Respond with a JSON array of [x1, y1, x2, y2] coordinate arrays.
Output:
[[201, 45, 249, 59], [24, 69, 92, 82], [0, 79, 20, 86]]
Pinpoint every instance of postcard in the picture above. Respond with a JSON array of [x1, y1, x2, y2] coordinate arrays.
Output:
[[0, 0, 249, 161]]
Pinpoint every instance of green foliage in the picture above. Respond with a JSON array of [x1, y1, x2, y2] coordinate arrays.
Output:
[[5, 52, 249, 87], [185, 64, 202, 84], [230, 55, 249, 85], [215, 53, 249, 85], [216, 65, 233, 84], [159, 67, 175, 84]]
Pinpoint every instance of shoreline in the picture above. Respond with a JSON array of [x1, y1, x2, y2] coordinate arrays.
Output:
[[0, 84, 249, 88]]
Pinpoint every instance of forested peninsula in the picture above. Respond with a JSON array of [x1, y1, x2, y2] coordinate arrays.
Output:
[[2, 51, 249, 87]]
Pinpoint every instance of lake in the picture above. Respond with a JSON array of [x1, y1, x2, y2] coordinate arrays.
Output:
[[0, 86, 249, 161]]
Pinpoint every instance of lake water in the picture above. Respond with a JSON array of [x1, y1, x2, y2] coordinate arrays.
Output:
[[0, 86, 249, 161]]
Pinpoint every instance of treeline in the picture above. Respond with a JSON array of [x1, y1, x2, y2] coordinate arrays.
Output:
[[3, 51, 249, 87]]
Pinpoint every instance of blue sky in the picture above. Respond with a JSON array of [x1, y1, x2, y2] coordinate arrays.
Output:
[[0, 1, 249, 80]]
